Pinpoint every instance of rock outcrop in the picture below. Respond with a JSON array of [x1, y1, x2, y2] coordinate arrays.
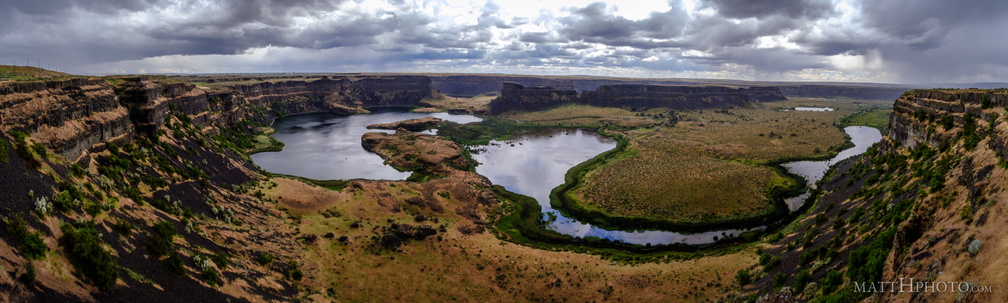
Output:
[[0, 78, 132, 161], [0, 75, 436, 161], [488, 82, 579, 114], [580, 85, 785, 109], [886, 89, 1007, 149], [430, 75, 575, 97], [367, 117, 442, 131], [778, 85, 910, 100], [488, 82, 785, 114]]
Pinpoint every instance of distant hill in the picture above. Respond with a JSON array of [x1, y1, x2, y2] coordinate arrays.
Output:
[[0, 65, 72, 81]]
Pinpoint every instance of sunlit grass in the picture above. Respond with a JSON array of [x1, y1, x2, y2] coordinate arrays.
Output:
[[505, 104, 657, 127], [571, 102, 858, 224]]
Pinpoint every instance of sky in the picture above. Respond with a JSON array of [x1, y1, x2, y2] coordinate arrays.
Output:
[[2, 0, 1007, 84]]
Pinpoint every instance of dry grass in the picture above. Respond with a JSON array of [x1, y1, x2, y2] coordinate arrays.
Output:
[[574, 136, 777, 223], [262, 176, 757, 302], [505, 104, 658, 127], [421, 94, 494, 112], [573, 102, 856, 223]]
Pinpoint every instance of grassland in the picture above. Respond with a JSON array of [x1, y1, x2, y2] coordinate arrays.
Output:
[[504, 104, 658, 127], [0, 65, 71, 81], [260, 177, 758, 302], [839, 107, 892, 131], [563, 101, 857, 228], [420, 93, 494, 112]]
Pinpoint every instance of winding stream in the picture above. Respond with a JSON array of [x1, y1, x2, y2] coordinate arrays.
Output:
[[252, 111, 883, 246]]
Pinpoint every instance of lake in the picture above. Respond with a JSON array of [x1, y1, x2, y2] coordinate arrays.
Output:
[[250, 111, 481, 180], [253, 111, 882, 245]]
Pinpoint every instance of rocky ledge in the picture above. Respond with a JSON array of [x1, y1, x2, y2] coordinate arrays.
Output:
[[361, 130, 477, 181], [366, 117, 442, 131]]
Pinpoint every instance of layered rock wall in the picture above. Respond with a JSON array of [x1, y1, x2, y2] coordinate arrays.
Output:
[[0, 75, 435, 162], [580, 85, 785, 109], [886, 89, 1008, 150], [0, 78, 132, 161], [778, 85, 909, 100], [488, 83, 786, 114]]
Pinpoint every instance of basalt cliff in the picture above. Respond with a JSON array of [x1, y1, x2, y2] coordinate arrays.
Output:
[[0, 75, 439, 301], [488, 82, 787, 114], [750, 89, 1008, 302]]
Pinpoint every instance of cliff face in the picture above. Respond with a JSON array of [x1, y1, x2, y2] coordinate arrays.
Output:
[[887, 89, 1007, 151], [488, 83, 785, 114], [488, 82, 579, 114], [580, 85, 785, 109], [778, 85, 909, 100], [430, 75, 575, 97], [0, 78, 132, 161], [1, 75, 435, 160]]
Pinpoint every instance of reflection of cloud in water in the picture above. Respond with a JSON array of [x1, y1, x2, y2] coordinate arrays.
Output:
[[252, 111, 482, 181]]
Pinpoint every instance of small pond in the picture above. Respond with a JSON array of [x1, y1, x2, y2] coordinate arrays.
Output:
[[794, 107, 835, 111]]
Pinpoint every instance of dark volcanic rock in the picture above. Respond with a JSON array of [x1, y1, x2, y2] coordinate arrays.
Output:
[[488, 82, 578, 114], [580, 84, 784, 109], [488, 82, 785, 114]]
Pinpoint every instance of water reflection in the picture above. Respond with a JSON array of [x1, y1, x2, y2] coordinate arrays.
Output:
[[250, 111, 481, 180], [782, 126, 883, 210]]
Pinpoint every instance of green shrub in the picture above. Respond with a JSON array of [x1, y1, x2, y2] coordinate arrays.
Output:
[[0, 138, 8, 163], [736, 269, 751, 286], [255, 252, 274, 265], [6, 215, 48, 259], [19, 261, 36, 283], [820, 270, 843, 294], [59, 221, 118, 290], [202, 266, 222, 286], [847, 227, 896, 284], [110, 219, 134, 236], [772, 273, 786, 289], [145, 221, 176, 257], [163, 252, 186, 275], [210, 251, 229, 269], [30, 143, 46, 158], [794, 269, 810, 291]]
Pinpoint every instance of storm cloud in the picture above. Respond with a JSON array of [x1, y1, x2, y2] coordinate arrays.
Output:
[[1, 0, 1006, 83]]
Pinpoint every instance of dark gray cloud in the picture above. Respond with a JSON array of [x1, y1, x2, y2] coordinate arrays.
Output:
[[704, 0, 834, 19], [558, 2, 689, 49], [0, 0, 1007, 83]]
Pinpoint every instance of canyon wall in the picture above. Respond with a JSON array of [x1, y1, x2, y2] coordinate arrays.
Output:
[[0, 75, 434, 162], [430, 75, 575, 97], [0, 78, 132, 161], [488, 82, 786, 114], [778, 85, 909, 100], [886, 89, 1008, 153]]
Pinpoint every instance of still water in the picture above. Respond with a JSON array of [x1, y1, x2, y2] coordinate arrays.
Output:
[[253, 111, 881, 245], [250, 111, 481, 180]]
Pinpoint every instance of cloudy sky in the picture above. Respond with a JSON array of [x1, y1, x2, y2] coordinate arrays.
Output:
[[2, 0, 1007, 84]]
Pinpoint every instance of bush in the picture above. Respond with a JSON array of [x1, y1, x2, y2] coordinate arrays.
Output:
[[145, 221, 176, 257], [255, 252, 274, 265], [0, 138, 8, 163], [794, 269, 810, 292], [163, 252, 186, 275], [772, 273, 786, 289], [6, 215, 48, 259], [110, 219, 134, 236], [210, 251, 229, 269], [759, 252, 781, 269], [202, 266, 222, 286], [736, 269, 751, 286], [847, 227, 896, 284], [59, 221, 118, 290], [820, 270, 843, 294]]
